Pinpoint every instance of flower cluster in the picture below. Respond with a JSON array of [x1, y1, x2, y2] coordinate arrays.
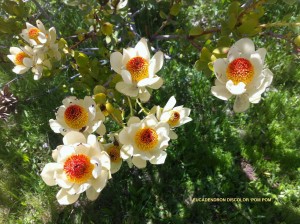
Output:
[[40, 38, 273, 205], [211, 38, 273, 112], [7, 20, 61, 80], [41, 38, 192, 205]]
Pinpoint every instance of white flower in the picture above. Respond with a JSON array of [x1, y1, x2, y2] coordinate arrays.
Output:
[[110, 38, 164, 102], [119, 114, 170, 169], [7, 46, 34, 74], [41, 131, 111, 205], [20, 20, 48, 46], [103, 143, 122, 174], [155, 96, 192, 139], [49, 96, 106, 136], [211, 38, 273, 112], [108, 0, 128, 10]]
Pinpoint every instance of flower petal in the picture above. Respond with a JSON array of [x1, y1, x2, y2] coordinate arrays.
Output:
[[135, 38, 150, 61], [149, 151, 167, 165], [163, 96, 176, 112], [226, 80, 246, 95], [63, 131, 86, 145], [123, 48, 136, 65], [213, 58, 228, 83], [169, 130, 178, 140], [121, 70, 132, 84], [116, 82, 138, 97], [13, 65, 29, 74], [234, 38, 255, 55], [41, 163, 63, 186], [86, 187, 100, 201], [138, 88, 151, 102], [149, 77, 163, 90], [99, 151, 111, 171], [211, 85, 232, 100], [255, 48, 267, 64], [137, 77, 160, 87], [233, 94, 250, 113], [56, 188, 80, 205], [132, 156, 147, 169], [110, 52, 123, 74], [23, 58, 33, 67], [111, 161, 122, 174], [248, 69, 273, 103], [91, 170, 108, 192], [10, 47, 22, 55], [150, 51, 164, 74]]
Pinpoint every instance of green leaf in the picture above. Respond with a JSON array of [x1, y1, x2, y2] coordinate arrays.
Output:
[[194, 59, 206, 71], [228, 1, 240, 16], [294, 35, 300, 47], [189, 26, 204, 36], [227, 13, 237, 30], [101, 22, 113, 36], [283, 0, 297, 5], [94, 85, 107, 95], [200, 47, 212, 61], [74, 52, 89, 68], [170, 3, 181, 16], [159, 10, 168, 19], [217, 36, 232, 47], [237, 18, 260, 36]]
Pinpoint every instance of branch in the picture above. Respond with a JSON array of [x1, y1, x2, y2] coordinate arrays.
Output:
[[70, 31, 96, 49]]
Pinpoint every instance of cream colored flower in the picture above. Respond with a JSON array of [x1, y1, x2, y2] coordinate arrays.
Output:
[[103, 142, 122, 174], [49, 96, 106, 136], [211, 38, 273, 112], [155, 96, 192, 139], [7, 46, 34, 74], [21, 20, 48, 46], [119, 115, 170, 169], [41, 131, 111, 205], [108, 0, 128, 10], [110, 38, 164, 102]]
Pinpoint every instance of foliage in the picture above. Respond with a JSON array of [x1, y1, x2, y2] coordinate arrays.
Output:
[[0, 0, 299, 223]]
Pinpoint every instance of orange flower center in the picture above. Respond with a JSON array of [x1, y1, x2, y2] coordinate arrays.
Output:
[[15, 52, 28, 65], [64, 154, 94, 184], [64, 105, 89, 130], [126, 56, 149, 83], [28, 28, 41, 43], [168, 111, 180, 127], [226, 58, 254, 85], [107, 146, 121, 163], [135, 127, 158, 151]]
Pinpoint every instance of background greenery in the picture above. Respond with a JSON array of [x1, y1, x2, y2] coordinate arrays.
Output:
[[0, 0, 299, 223]]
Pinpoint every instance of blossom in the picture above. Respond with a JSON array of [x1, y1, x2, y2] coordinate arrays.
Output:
[[41, 131, 111, 205], [155, 96, 192, 139], [107, 0, 128, 10], [103, 133, 123, 173], [110, 38, 164, 102], [20, 20, 48, 46], [7, 46, 34, 74], [119, 114, 170, 169], [49, 96, 106, 136], [211, 38, 273, 112]]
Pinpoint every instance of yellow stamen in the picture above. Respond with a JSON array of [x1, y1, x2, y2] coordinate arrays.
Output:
[[64, 105, 89, 130], [64, 154, 94, 184], [126, 56, 149, 83], [226, 58, 254, 85], [15, 52, 28, 65], [168, 111, 180, 127], [107, 146, 121, 163], [135, 127, 158, 151]]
